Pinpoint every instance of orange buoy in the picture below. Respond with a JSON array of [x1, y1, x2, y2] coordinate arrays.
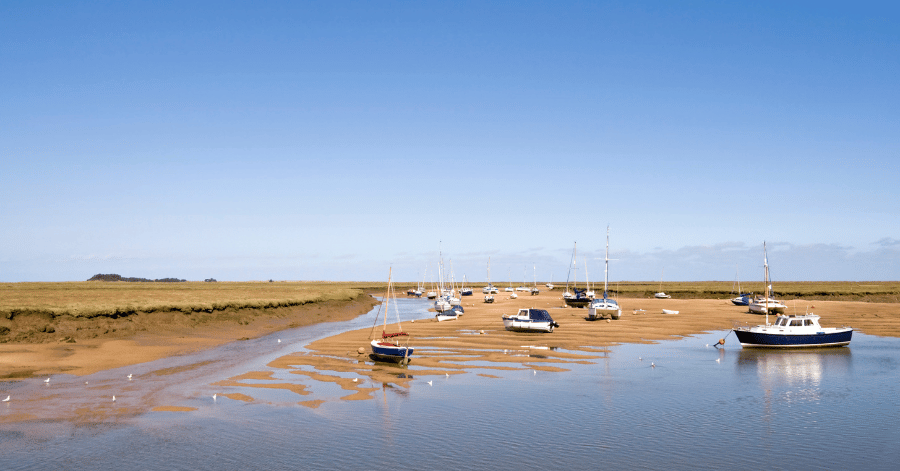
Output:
[[717, 338, 725, 346]]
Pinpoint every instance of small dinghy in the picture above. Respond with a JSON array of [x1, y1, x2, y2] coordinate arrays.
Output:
[[661, 309, 679, 315]]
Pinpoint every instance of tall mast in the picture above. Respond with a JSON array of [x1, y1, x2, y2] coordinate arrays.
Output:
[[604, 225, 610, 299], [764, 242, 770, 326]]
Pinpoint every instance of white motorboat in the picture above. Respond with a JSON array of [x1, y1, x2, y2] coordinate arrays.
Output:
[[502, 308, 559, 333], [662, 309, 679, 315]]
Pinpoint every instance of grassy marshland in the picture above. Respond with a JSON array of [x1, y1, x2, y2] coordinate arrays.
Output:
[[0, 281, 366, 319]]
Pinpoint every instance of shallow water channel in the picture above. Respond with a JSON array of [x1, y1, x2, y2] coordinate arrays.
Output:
[[1, 298, 898, 470]]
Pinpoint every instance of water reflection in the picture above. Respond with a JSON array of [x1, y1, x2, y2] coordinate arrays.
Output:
[[736, 348, 852, 388]]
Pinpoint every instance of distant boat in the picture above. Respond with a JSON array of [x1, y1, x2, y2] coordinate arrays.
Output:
[[588, 226, 621, 320], [662, 309, 679, 315], [564, 242, 591, 308], [530, 264, 540, 295], [436, 304, 464, 322], [369, 268, 414, 364], [730, 265, 752, 305], [654, 268, 670, 299], [545, 271, 554, 290], [484, 258, 495, 303], [502, 308, 559, 333], [747, 243, 786, 315]]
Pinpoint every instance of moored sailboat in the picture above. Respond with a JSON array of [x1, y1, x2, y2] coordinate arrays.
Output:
[[588, 226, 621, 320], [369, 268, 414, 364]]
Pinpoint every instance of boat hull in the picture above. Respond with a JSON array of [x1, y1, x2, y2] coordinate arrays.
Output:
[[502, 318, 556, 333], [564, 298, 591, 308], [370, 339, 414, 362], [733, 329, 852, 348]]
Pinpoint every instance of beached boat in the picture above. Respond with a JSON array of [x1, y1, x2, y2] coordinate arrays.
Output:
[[662, 309, 679, 315], [747, 244, 786, 314], [545, 272, 554, 290], [588, 226, 621, 320], [502, 308, 559, 333], [436, 304, 464, 322], [733, 312, 852, 348], [654, 268, 670, 298], [530, 265, 540, 295], [730, 266, 751, 305], [564, 242, 591, 308], [484, 258, 495, 303], [369, 268, 414, 364]]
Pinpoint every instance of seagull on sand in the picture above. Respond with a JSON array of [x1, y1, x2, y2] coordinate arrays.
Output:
[[112, 395, 116, 402], [213, 393, 217, 401], [2, 395, 9, 402], [427, 380, 433, 386], [44, 377, 50, 383], [127, 374, 133, 380], [352, 378, 358, 383]]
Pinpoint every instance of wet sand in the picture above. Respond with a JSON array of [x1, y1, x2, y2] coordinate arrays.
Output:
[[0, 295, 378, 379]]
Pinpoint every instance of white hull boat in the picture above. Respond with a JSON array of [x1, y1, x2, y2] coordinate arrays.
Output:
[[502, 308, 559, 333]]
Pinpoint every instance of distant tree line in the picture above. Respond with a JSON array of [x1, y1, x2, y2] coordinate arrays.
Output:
[[87, 274, 186, 282]]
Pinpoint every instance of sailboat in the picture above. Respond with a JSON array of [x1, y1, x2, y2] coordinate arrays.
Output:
[[731, 265, 752, 306], [748, 244, 787, 315], [530, 264, 540, 295], [516, 267, 530, 292], [733, 242, 852, 348], [433, 252, 453, 313], [545, 272, 554, 290], [654, 269, 671, 299], [369, 268, 414, 364], [505, 269, 514, 292], [484, 258, 495, 303], [564, 242, 591, 308], [584, 260, 595, 299], [588, 226, 621, 320]]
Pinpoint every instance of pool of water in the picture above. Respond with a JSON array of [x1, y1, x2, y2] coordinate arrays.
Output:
[[1, 298, 898, 470]]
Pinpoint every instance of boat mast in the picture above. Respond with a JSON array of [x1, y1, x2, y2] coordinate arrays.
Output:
[[764, 242, 770, 326], [604, 225, 610, 299]]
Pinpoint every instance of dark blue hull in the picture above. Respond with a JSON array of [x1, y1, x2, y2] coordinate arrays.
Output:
[[564, 298, 591, 308], [733, 329, 852, 348], [370, 343, 414, 362]]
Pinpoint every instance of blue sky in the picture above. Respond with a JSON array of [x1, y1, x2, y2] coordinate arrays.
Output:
[[2, 1, 898, 282]]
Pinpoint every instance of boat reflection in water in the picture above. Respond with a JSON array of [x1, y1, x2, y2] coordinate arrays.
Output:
[[736, 348, 852, 405]]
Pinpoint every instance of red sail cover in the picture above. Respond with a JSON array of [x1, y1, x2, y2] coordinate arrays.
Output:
[[382, 332, 409, 338]]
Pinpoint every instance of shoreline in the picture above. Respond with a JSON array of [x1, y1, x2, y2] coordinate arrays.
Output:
[[0, 294, 379, 379]]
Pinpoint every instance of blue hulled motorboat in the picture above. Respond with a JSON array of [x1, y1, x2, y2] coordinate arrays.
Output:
[[733, 313, 852, 348]]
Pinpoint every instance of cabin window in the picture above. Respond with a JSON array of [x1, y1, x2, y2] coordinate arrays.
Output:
[[804, 319, 812, 326], [790, 320, 803, 326]]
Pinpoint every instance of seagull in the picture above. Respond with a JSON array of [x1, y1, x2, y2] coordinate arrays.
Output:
[[716, 358, 721, 363], [112, 395, 116, 402], [213, 393, 217, 401], [44, 377, 50, 383], [352, 378, 358, 383], [445, 373, 450, 378], [651, 362, 656, 368], [427, 380, 433, 386], [533, 370, 537, 375], [127, 374, 133, 380], [639, 357, 642, 361], [277, 339, 281, 343], [2, 396, 9, 402]]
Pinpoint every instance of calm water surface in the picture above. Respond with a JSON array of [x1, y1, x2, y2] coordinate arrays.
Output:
[[1, 298, 898, 470]]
